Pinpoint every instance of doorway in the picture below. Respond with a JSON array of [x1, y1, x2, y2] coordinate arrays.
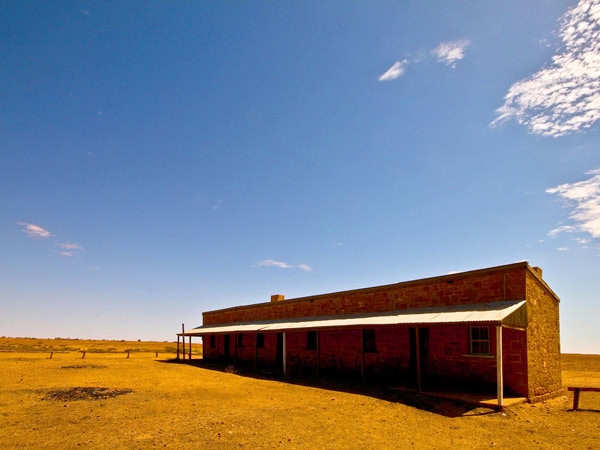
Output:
[[276, 333, 283, 367], [409, 327, 429, 388], [223, 334, 230, 360]]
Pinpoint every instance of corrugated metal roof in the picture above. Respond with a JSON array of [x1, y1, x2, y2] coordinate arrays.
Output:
[[182, 300, 527, 336]]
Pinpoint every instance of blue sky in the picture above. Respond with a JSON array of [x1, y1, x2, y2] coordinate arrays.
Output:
[[2, 1, 599, 353]]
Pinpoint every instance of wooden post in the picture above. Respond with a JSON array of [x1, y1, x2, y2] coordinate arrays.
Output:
[[360, 328, 365, 382], [316, 330, 320, 377], [254, 332, 258, 371], [496, 326, 504, 409], [49, 352, 53, 359], [182, 324, 186, 360], [82, 351, 86, 360], [282, 332, 287, 377], [415, 328, 422, 393], [189, 336, 192, 360], [573, 389, 580, 411], [234, 333, 238, 364], [127, 351, 130, 359], [176, 335, 180, 360]]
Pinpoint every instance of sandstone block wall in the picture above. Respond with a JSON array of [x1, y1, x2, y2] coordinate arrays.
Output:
[[200, 262, 559, 400], [203, 263, 529, 326], [524, 270, 562, 400]]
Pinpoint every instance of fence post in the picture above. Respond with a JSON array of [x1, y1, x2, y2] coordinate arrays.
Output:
[[182, 324, 186, 360]]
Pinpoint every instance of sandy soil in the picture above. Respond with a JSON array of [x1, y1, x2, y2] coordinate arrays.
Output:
[[0, 339, 598, 449]]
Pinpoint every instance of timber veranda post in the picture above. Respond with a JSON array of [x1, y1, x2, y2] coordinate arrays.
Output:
[[316, 330, 320, 377], [282, 332, 287, 377], [360, 328, 365, 382], [254, 331, 258, 371], [496, 325, 504, 409], [182, 323, 186, 360], [415, 327, 422, 393]]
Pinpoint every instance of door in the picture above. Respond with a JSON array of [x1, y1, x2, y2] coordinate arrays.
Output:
[[223, 334, 230, 360], [276, 332, 283, 367], [409, 327, 429, 388]]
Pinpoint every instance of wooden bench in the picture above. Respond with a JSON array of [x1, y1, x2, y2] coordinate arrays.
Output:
[[567, 387, 600, 411]]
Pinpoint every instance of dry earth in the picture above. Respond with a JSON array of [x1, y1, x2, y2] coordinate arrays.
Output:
[[0, 338, 598, 449]]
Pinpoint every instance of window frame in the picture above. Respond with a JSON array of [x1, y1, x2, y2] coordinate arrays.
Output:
[[256, 333, 265, 349], [306, 331, 317, 350], [469, 326, 491, 356], [362, 328, 377, 353]]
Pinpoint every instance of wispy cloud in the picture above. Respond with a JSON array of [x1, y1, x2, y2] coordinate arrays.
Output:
[[18, 222, 52, 239], [547, 168, 600, 239], [57, 242, 84, 257], [491, 0, 600, 137], [547, 225, 576, 237], [212, 197, 229, 211], [18, 222, 84, 257], [256, 259, 313, 272], [431, 39, 470, 67], [378, 60, 408, 81], [379, 38, 471, 81]]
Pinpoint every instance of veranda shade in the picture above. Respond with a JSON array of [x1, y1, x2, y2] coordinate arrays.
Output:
[[180, 300, 526, 336]]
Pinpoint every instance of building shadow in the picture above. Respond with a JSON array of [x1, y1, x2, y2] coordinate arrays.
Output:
[[158, 359, 502, 418]]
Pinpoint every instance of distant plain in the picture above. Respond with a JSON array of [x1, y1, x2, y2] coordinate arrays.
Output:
[[1, 337, 598, 449]]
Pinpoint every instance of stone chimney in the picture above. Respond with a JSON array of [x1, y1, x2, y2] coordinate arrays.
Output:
[[531, 267, 543, 278], [271, 294, 285, 303]]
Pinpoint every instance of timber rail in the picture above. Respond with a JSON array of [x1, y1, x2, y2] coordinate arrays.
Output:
[[568, 386, 600, 411]]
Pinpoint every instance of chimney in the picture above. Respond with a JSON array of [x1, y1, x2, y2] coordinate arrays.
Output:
[[271, 294, 285, 303], [532, 267, 543, 278]]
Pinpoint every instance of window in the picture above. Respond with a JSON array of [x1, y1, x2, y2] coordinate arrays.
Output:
[[237, 334, 244, 348], [362, 329, 377, 353], [469, 327, 491, 355], [256, 333, 264, 349], [209, 335, 216, 349], [306, 331, 317, 350]]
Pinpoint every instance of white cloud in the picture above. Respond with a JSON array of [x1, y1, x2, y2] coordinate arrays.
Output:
[[548, 224, 576, 237], [431, 39, 470, 67], [257, 259, 312, 272], [18, 222, 52, 239], [378, 60, 408, 81], [546, 168, 600, 239], [58, 242, 84, 250], [258, 259, 292, 269], [57, 242, 84, 257], [297, 264, 313, 272], [491, 0, 600, 137], [18, 222, 85, 257]]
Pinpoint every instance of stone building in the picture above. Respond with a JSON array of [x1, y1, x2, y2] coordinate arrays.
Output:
[[180, 262, 562, 405]]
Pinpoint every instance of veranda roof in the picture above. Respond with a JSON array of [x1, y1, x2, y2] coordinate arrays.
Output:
[[180, 300, 527, 336]]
